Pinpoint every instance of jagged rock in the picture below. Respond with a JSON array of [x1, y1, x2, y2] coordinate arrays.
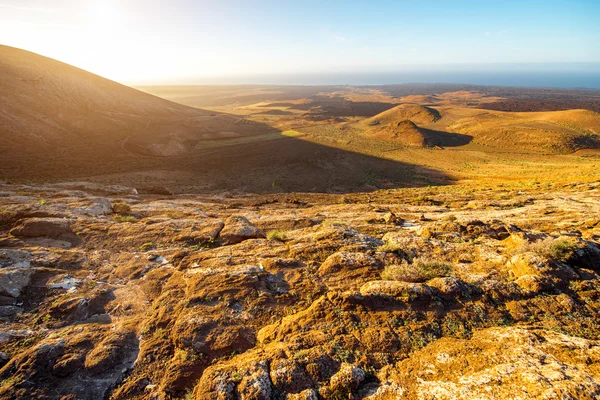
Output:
[[220, 215, 266, 244]]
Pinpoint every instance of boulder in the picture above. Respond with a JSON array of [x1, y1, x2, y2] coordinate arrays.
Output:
[[219, 216, 265, 244], [10, 218, 73, 239], [0, 268, 34, 298], [318, 252, 383, 291]]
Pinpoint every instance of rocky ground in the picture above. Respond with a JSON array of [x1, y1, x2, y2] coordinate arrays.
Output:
[[1, 181, 600, 399]]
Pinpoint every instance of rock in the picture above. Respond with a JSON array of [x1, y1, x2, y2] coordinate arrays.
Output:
[[0, 305, 23, 317], [270, 359, 313, 394], [0, 352, 9, 368], [318, 252, 383, 291], [384, 211, 402, 225], [237, 360, 272, 400], [388, 326, 600, 399], [0, 249, 32, 269], [10, 218, 73, 239], [81, 197, 113, 216], [514, 275, 553, 294], [219, 216, 265, 244], [427, 277, 475, 298], [0, 268, 34, 297], [329, 363, 366, 394], [507, 252, 579, 286], [287, 389, 319, 400]]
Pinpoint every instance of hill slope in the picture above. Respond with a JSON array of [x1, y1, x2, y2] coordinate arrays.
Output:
[[0, 45, 270, 168], [366, 120, 431, 147], [364, 103, 441, 126], [0, 46, 449, 192], [448, 108, 600, 153]]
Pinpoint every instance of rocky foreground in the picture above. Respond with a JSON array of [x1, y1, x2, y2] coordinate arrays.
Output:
[[1, 181, 600, 399]]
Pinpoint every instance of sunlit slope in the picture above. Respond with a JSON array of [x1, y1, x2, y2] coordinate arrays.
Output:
[[0, 45, 269, 162], [447, 108, 600, 153], [363, 104, 441, 126]]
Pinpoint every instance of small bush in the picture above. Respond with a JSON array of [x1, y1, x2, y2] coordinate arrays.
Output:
[[267, 230, 287, 241], [525, 236, 583, 262], [113, 215, 138, 223], [381, 258, 452, 283], [112, 203, 132, 213]]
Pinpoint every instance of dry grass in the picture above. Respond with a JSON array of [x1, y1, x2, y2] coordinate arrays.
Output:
[[267, 230, 287, 241], [381, 258, 453, 283], [517, 236, 583, 262]]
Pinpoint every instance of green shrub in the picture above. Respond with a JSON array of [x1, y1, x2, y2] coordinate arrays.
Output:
[[267, 230, 287, 241], [381, 258, 452, 283]]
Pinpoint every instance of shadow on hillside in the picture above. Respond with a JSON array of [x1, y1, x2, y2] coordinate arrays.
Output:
[[167, 130, 455, 193], [3, 118, 455, 194], [422, 128, 473, 148]]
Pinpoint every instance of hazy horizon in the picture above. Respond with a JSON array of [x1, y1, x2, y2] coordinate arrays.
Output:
[[1, 0, 598, 87]]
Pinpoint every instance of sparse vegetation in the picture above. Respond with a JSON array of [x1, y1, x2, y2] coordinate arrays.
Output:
[[140, 242, 154, 251], [113, 215, 138, 223], [267, 230, 287, 241], [381, 258, 453, 282], [517, 236, 583, 262]]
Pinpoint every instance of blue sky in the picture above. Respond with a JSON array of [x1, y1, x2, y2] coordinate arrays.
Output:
[[0, 0, 598, 84]]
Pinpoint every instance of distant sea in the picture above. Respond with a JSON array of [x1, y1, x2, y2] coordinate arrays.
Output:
[[180, 65, 600, 89]]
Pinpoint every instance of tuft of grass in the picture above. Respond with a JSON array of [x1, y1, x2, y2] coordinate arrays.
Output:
[[381, 258, 452, 283], [140, 242, 154, 251], [113, 215, 138, 223], [519, 236, 583, 262], [267, 230, 287, 241], [378, 240, 405, 256]]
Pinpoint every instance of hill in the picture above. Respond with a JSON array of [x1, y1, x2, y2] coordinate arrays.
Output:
[[366, 120, 432, 147], [0, 46, 447, 192], [448, 108, 600, 153], [364, 103, 441, 126], [0, 45, 270, 170]]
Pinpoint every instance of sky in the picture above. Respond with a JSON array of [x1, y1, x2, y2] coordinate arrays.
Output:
[[0, 0, 599, 85]]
